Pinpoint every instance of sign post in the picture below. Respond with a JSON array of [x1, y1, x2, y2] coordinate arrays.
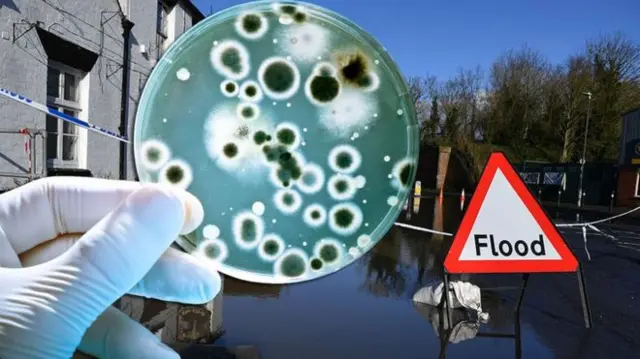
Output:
[[442, 152, 592, 331]]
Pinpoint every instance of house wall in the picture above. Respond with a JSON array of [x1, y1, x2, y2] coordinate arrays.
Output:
[[0, 0, 199, 189]]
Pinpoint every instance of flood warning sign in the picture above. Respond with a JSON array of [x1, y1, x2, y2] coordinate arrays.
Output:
[[444, 153, 578, 274]]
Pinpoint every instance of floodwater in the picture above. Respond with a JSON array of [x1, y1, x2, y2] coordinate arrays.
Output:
[[213, 194, 640, 359]]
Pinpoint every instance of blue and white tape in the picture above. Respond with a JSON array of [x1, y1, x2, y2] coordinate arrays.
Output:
[[0, 87, 130, 143]]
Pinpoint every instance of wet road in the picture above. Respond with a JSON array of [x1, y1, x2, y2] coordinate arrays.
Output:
[[214, 197, 640, 359]]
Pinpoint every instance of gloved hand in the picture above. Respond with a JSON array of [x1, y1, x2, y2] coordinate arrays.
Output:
[[0, 177, 221, 359]]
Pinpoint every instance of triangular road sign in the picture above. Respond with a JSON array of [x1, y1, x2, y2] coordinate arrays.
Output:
[[444, 152, 578, 274]]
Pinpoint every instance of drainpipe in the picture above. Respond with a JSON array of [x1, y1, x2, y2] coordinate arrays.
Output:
[[119, 17, 135, 180]]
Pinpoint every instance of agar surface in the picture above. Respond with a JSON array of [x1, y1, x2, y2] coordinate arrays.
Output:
[[134, 1, 418, 284]]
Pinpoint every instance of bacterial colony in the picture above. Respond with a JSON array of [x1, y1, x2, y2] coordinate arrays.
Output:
[[134, 1, 418, 284]]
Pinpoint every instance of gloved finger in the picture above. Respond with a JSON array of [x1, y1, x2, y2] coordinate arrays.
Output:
[[78, 306, 179, 359], [0, 177, 141, 257], [20, 235, 220, 304], [59, 184, 204, 317], [128, 246, 221, 304]]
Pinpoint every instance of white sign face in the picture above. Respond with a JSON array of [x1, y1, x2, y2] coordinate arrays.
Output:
[[458, 169, 561, 261]]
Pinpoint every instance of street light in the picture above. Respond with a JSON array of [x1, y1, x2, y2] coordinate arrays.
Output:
[[577, 91, 592, 209]]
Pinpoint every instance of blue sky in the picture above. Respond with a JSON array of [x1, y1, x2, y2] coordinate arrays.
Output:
[[192, 0, 640, 80]]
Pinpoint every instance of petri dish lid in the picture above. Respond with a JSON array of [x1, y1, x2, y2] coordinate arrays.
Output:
[[133, 0, 419, 284]]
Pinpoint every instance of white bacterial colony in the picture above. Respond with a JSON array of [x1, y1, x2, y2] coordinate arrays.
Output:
[[302, 203, 327, 228], [176, 68, 190, 81], [387, 196, 399, 206], [319, 89, 378, 138], [354, 175, 366, 189], [210, 39, 251, 80], [204, 105, 273, 176], [276, 22, 329, 63], [139, 139, 171, 171], [232, 211, 265, 250], [252, 201, 266, 216], [273, 188, 303, 214], [203, 224, 221, 239], [357, 234, 371, 248]]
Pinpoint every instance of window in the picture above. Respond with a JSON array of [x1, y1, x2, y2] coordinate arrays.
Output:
[[46, 62, 83, 167], [156, 1, 170, 58]]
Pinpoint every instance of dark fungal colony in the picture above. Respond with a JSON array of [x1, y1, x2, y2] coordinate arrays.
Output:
[[146, 147, 161, 163], [279, 4, 296, 14], [333, 207, 354, 229], [244, 84, 258, 97], [319, 243, 339, 263], [221, 47, 243, 74], [278, 251, 307, 277], [310, 257, 323, 270], [293, 10, 307, 23], [253, 130, 269, 145], [262, 60, 296, 94], [240, 105, 255, 119], [204, 242, 221, 259], [281, 192, 295, 206], [262, 239, 280, 256], [276, 127, 296, 145], [262, 143, 302, 187], [335, 50, 372, 89], [310, 209, 321, 220], [309, 75, 340, 103], [242, 14, 262, 34], [399, 163, 413, 187], [333, 178, 350, 194], [223, 143, 238, 158], [224, 82, 236, 93], [165, 164, 184, 184], [335, 151, 353, 170], [240, 217, 259, 245]]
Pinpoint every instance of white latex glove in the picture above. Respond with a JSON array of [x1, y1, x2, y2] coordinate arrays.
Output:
[[0, 177, 221, 359]]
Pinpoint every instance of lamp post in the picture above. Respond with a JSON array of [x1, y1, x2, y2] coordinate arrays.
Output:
[[577, 91, 592, 208]]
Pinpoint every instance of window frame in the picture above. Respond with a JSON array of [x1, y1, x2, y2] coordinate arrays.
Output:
[[156, 1, 170, 58], [46, 61, 84, 168]]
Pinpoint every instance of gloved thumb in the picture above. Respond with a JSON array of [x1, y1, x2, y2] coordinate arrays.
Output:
[[57, 184, 203, 326]]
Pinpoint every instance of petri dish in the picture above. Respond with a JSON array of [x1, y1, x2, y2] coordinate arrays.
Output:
[[133, 0, 419, 284]]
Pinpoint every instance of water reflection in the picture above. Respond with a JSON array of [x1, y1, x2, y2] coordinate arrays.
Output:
[[218, 195, 548, 359]]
